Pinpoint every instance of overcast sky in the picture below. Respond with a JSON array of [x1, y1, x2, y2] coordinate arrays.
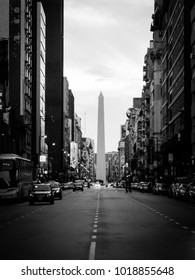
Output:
[[64, 0, 154, 153]]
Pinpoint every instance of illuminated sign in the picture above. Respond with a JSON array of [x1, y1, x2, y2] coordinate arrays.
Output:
[[40, 155, 46, 163]]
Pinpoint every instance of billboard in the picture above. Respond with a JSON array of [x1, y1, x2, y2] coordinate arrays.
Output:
[[70, 141, 78, 169]]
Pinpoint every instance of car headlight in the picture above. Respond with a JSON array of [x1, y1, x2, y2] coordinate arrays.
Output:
[[47, 193, 52, 197], [29, 193, 34, 197]]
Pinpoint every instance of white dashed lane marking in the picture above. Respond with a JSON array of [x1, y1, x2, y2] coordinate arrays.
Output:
[[129, 196, 195, 235], [0, 205, 47, 228], [89, 193, 100, 260]]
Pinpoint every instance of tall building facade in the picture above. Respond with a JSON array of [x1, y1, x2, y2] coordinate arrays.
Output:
[[191, 2, 195, 177], [155, 0, 193, 177], [9, 0, 33, 159], [81, 137, 95, 181], [118, 125, 126, 180], [42, 0, 64, 179], [96, 92, 106, 182], [32, 1, 46, 177], [0, 36, 10, 153], [68, 89, 75, 142], [106, 151, 119, 182]]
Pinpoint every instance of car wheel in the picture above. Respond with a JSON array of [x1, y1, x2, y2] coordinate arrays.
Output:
[[50, 199, 54, 204], [73, 189, 75, 192], [29, 200, 33, 205], [82, 187, 83, 191]]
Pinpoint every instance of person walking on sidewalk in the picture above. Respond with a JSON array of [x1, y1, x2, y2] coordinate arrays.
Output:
[[125, 175, 132, 193]]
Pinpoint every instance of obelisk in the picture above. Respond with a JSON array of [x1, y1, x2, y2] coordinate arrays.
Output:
[[96, 92, 106, 183]]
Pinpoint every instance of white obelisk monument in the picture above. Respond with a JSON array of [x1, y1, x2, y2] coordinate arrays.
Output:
[[96, 92, 106, 183]]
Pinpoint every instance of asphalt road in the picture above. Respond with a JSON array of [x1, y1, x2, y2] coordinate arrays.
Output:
[[1, 186, 195, 260]]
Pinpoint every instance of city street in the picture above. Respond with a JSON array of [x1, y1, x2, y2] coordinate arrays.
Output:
[[1, 186, 195, 260]]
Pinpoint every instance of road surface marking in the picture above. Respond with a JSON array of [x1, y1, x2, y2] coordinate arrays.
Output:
[[89, 242, 96, 260], [129, 195, 195, 235], [88, 192, 100, 260], [182, 226, 189, 230]]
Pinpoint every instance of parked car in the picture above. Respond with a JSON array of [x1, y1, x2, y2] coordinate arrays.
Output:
[[120, 180, 126, 188], [153, 183, 169, 195], [168, 183, 177, 198], [172, 183, 181, 199], [113, 181, 123, 188], [29, 183, 54, 205], [94, 180, 102, 188], [50, 181, 62, 199], [83, 181, 91, 188], [173, 177, 190, 199], [177, 183, 189, 200], [139, 181, 151, 192], [62, 182, 73, 190], [73, 180, 84, 192], [131, 182, 139, 190], [186, 183, 195, 202]]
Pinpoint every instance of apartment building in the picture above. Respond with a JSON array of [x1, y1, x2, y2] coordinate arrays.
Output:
[[153, 0, 193, 177], [9, 0, 33, 158]]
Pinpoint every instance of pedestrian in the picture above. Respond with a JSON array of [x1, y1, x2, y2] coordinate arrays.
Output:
[[125, 175, 132, 193]]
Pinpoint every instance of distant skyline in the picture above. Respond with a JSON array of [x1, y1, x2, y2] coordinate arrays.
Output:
[[64, 0, 154, 152]]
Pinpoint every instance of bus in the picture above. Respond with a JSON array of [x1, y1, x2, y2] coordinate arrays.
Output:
[[0, 154, 33, 201]]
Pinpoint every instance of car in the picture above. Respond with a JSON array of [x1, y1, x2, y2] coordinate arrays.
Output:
[[172, 177, 190, 199], [139, 181, 151, 192], [29, 183, 54, 205], [168, 183, 177, 198], [73, 180, 84, 191], [153, 183, 169, 195], [186, 183, 195, 202], [172, 183, 181, 198], [94, 181, 101, 188], [83, 181, 90, 188], [50, 181, 62, 199], [177, 183, 189, 200], [131, 182, 139, 190], [62, 182, 73, 190]]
